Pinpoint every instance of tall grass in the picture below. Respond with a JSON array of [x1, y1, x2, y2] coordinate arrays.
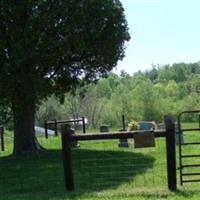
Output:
[[1, 126, 200, 200]]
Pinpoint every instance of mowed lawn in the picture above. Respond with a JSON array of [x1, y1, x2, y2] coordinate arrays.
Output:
[[1, 125, 200, 200]]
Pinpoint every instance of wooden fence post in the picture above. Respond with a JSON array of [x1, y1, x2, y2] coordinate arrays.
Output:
[[0, 126, 4, 151], [82, 117, 86, 134], [61, 124, 74, 191], [199, 115, 200, 129], [122, 115, 126, 131], [54, 119, 58, 136], [44, 120, 48, 139], [164, 115, 177, 191]]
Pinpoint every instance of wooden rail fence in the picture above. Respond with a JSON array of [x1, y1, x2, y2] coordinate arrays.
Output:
[[45, 117, 86, 138], [61, 115, 176, 192]]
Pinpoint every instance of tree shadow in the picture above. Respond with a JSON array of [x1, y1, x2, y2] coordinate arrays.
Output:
[[72, 148, 155, 191], [0, 148, 155, 198]]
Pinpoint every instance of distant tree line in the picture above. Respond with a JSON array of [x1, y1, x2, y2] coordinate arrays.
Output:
[[35, 62, 200, 129], [1, 62, 200, 130]]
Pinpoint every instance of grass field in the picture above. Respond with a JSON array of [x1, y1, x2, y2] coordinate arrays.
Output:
[[1, 124, 200, 200]]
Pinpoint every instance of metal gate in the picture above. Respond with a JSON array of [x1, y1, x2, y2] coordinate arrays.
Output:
[[177, 110, 200, 185]]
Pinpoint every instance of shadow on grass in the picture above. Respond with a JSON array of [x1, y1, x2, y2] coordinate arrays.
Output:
[[0, 148, 155, 199], [72, 148, 155, 191]]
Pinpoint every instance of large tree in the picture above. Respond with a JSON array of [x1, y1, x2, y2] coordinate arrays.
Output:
[[0, 0, 130, 154]]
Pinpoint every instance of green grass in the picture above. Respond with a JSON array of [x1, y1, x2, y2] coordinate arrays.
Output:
[[1, 125, 200, 200]]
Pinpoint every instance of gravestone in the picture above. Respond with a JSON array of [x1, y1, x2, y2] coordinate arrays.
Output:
[[175, 123, 184, 145], [157, 123, 165, 129], [134, 121, 156, 148], [138, 121, 154, 130], [118, 129, 129, 147], [100, 125, 109, 132], [134, 132, 155, 148]]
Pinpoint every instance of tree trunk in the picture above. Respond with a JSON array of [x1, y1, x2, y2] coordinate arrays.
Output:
[[12, 90, 41, 155]]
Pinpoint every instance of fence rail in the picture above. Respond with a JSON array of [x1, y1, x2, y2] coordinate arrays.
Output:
[[68, 129, 166, 141], [61, 115, 177, 192]]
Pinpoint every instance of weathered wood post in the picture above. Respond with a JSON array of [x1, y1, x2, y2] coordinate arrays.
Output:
[[122, 114, 126, 130], [199, 114, 200, 129], [164, 115, 177, 191], [61, 124, 74, 191], [119, 115, 128, 147], [54, 119, 58, 136], [44, 120, 48, 139], [82, 117, 86, 134], [0, 126, 4, 151]]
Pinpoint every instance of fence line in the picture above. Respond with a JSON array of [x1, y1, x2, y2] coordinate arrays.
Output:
[[61, 115, 177, 192]]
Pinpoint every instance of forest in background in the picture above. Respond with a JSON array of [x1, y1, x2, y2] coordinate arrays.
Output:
[[35, 61, 200, 129], [1, 62, 200, 129]]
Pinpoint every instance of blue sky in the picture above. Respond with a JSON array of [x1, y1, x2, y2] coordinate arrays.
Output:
[[113, 0, 200, 74]]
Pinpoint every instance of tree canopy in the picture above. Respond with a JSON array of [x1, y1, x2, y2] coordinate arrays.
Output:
[[0, 0, 130, 154]]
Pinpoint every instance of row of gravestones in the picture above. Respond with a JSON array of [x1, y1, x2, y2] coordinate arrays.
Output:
[[99, 122, 156, 148], [120, 122, 156, 148], [99, 122, 184, 147]]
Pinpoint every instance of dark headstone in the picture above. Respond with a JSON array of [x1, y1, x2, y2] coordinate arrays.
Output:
[[100, 125, 109, 132], [119, 138, 129, 147], [118, 129, 129, 147]]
